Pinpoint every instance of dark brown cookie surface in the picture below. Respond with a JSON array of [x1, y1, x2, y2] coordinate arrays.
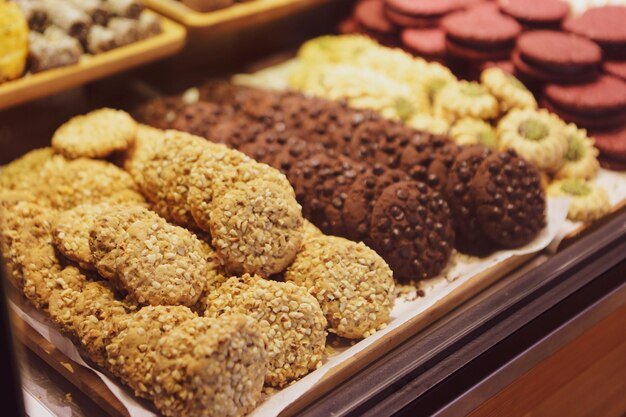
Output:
[[470, 150, 546, 248], [400, 135, 460, 192], [370, 181, 454, 282], [445, 146, 494, 255]]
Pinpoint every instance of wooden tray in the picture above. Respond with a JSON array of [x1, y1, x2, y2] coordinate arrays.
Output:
[[0, 12, 186, 111], [13, 252, 534, 417], [144, 0, 334, 31]]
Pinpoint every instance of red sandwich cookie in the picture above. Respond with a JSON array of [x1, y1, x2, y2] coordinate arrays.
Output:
[[513, 30, 602, 83], [590, 125, 626, 162], [603, 61, 626, 82], [564, 6, 626, 59], [338, 17, 358, 35], [500, 0, 569, 29], [599, 156, 626, 171], [355, 0, 397, 37], [543, 74, 626, 129], [442, 9, 522, 61], [384, 0, 460, 28], [401, 27, 446, 59]]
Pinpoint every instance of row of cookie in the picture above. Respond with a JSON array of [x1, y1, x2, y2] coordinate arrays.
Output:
[[136, 84, 547, 279]]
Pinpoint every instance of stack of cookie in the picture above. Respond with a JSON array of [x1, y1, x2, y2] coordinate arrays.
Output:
[[1, 108, 396, 416], [136, 81, 548, 275], [4, 0, 162, 77]]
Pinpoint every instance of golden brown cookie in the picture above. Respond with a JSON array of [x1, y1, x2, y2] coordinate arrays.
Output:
[[547, 179, 610, 222], [208, 179, 303, 278], [0, 148, 54, 191], [285, 235, 395, 339], [51, 108, 137, 159], [106, 305, 197, 399], [152, 315, 268, 417], [204, 274, 326, 387]]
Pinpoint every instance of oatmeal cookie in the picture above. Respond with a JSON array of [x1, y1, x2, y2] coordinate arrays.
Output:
[[0, 147, 54, 191], [106, 305, 197, 399], [52, 108, 137, 159], [548, 179, 610, 223], [208, 179, 303, 277], [285, 235, 395, 339], [204, 274, 326, 387], [153, 315, 268, 417]]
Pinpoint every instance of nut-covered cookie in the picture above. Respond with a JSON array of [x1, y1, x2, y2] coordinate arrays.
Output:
[[285, 235, 395, 339], [89, 205, 157, 280], [106, 305, 197, 399], [208, 179, 303, 278], [470, 150, 546, 248], [52, 203, 112, 270], [370, 181, 454, 281], [445, 146, 495, 254], [204, 274, 326, 387], [0, 147, 54, 191], [51, 108, 137, 159], [115, 211, 209, 306], [342, 166, 409, 243], [152, 315, 267, 417]]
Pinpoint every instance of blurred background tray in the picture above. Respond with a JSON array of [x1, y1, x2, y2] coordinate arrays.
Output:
[[0, 12, 186, 111]]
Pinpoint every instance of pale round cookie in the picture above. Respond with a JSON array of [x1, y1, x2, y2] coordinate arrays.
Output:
[[497, 108, 569, 173], [301, 219, 323, 239], [204, 274, 327, 387], [0, 200, 63, 309], [208, 179, 304, 277], [481, 67, 537, 112], [285, 235, 395, 339], [113, 212, 208, 306], [554, 124, 599, 180], [0, 147, 54, 191], [106, 305, 197, 399], [37, 157, 145, 210], [52, 204, 111, 270], [450, 118, 498, 148], [153, 315, 268, 417], [89, 206, 156, 280], [434, 81, 500, 122], [548, 179, 610, 223], [123, 124, 166, 192], [48, 281, 137, 366], [52, 108, 137, 159], [406, 114, 450, 135]]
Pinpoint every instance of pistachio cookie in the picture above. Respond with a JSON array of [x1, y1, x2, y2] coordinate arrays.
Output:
[[370, 181, 454, 281], [52, 108, 137, 159], [152, 315, 268, 417], [106, 305, 197, 399], [450, 118, 498, 149], [497, 108, 568, 173], [285, 235, 395, 339], [114, 211, 209, 306], [548, 179, 610, 222], [434, 81, 500, 122], [208, 179, 304, 277], [204, 274, 326, 387], [554, 124, 600, 180], [470, 150, 546, 248], [480, 67, 537, 112]]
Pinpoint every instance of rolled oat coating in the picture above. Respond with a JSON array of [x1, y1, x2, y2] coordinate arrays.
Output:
[[204, 274, 326, 387], [285, 235, 395, 339], [106, 305, 197, 399], [208, 179, 304, 277], [115, 213, 208, 306], [48, 281, 137, 366], [153, 315, 268, 417]]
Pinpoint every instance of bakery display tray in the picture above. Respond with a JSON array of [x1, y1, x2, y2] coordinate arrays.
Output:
[[144, 0, 335, 31], [0, 12, 186, 111]]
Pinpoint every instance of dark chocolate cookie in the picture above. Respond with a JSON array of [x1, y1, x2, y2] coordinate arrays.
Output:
[[470, 150, 546, 248], [400, 134, 460, 191], [342, 166, 409, 244], [133, 97, 185, 130], [370, 181, 454, 282], [445, 145, 495, 255]]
